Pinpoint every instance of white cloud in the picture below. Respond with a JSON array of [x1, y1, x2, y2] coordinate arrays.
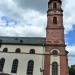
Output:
[[66, 45, 75, 65], [63, 0, 75, 34], [0, 0, 75, 36], [66, 45, 75, 55], [0, 9, 46, 37], [0, 0, 47, 37]]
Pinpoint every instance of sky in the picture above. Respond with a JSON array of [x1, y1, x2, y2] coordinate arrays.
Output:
[[0, 0, 75, 65]]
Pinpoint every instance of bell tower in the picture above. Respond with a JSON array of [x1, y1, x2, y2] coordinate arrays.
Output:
[[44, 0, 68, 75], [46, 0, 64, 44]]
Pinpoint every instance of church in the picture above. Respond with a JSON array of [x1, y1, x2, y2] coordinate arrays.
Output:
[[0, 0, 68, 75]]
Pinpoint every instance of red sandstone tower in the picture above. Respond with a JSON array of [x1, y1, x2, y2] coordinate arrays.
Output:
[[44, 0, 68, 75]]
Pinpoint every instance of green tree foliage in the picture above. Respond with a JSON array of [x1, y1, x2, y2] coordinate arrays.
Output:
[[69, 67, 75, 75]]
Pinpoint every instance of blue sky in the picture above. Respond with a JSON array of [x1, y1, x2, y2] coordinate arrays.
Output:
[[0, 0, 75, 65], [65, 25, 75, 46], [65, 25, 75, 65]]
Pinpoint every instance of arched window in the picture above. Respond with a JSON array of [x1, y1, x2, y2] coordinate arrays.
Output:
[[52, 50, 58, 55], [27, 60, 34, 75], [30, 49, 35, 54], [52, 62, 58, 75], [15, 48, 21, 53], [53, 17, 57, 24], [3, 48, 8, 52], [0, 58, 5, 72], [11, 59, 18, 73], [53, 3, 57, 9]]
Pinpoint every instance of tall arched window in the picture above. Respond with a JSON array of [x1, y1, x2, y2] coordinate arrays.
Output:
[[30, 49, 35, 54], [53, 3, 57, 9], [52, 62, 58, 75], [3, 48, 8, 52], [53, 17, 57, 24], [0, 58, 5, 72], [15, 48, 21, 53], [11, 59, 18, 73], [27, 60, 34, 75]]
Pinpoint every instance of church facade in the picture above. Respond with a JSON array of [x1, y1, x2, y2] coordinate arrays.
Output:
[[0, 0, 68, 75], [0, 37, 45, 75]]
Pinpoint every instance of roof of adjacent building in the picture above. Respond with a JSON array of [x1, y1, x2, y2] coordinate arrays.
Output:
[[0, 37, 46, 45], [0, 73, 10, 75]]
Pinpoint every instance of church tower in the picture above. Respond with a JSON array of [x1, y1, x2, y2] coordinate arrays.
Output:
[[44, 0, 68, 75]]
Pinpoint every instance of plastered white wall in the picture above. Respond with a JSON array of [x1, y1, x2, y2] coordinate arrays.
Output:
[[0, 44, 45, 75]]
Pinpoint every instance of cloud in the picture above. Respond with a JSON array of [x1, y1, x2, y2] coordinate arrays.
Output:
[[0, 0, 75, 37], [63, 0, 75, 34], [0, 25, 46, 37], [0, 5, 46, 37], [66, 45, 75, 65], [66, 45, 75, 55], [0, 0, 47, 37], [0, 0, 75, 42], [14, 0, 48, 13]]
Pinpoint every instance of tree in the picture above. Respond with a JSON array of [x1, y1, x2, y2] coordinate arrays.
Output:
[[69, 67, 75, 75]]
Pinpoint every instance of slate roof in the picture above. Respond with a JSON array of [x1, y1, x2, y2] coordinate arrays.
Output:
[[0, 73, 10, 75], [0, 37, 45, 45]]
